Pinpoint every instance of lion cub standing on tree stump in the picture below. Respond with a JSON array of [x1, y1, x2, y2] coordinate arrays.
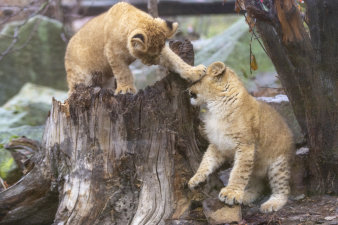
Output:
[[65, 2, 206, 95], [188, 62, 294, 213]]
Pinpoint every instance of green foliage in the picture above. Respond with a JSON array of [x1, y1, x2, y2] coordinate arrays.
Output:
[[0, 148, 16, 179]]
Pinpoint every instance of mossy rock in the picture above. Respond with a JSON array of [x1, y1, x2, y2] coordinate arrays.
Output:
[[1, 83, 67, 129], [0, 15, 67, 105]]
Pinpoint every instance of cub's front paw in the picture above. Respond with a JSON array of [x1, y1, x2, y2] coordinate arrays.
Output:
[[188, 173, 207, 190], [183, 65, 206, 82], [114, 85, 137, 95], [218, 186, 244, 205]]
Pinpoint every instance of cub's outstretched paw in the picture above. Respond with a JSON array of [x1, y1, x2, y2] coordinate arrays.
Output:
[[115, 85, 137, 95], [188, 173, 207, 190], [260, 194, 287, 213], [183, 65, 206, 82], [194, 64, 207, 79], [218, 186, 244, 205]]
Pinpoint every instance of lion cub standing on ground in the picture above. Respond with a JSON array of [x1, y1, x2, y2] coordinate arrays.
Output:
[[188, 62, 294, 213], [65, 2, 206, 95]]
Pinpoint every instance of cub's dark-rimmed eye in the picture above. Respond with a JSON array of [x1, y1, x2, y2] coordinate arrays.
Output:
[[189, 91, 197, 99]]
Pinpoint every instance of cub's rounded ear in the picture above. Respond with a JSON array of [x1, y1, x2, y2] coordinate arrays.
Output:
[[207, 62, 226, 77], [128, 30, 148, 52], [165, 20, 178, 38], [155, 18, 178, 38]]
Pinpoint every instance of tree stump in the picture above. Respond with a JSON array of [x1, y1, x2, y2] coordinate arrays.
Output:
[[0, 41, 216, 225]]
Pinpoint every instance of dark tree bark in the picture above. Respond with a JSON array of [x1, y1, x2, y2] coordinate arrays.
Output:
[[241, 0, 338, 194], [0, 41, 212, 225]]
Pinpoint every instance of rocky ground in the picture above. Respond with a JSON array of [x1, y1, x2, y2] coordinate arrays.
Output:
[[242, 195, 338, 225], [171, 194, 337, 225]]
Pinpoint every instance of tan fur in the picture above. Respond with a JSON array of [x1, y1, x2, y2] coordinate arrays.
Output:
[[188, 62, 294, 213], [65, 2, 206, 95]]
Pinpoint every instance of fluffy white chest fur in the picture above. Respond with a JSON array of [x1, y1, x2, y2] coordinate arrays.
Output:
[[204, 112, 237, 152]]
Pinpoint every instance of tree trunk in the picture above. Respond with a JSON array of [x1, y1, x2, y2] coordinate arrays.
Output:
[[242, 0, 338, 194], [0, 41, 211, 225], [147, 0, 159, 17]]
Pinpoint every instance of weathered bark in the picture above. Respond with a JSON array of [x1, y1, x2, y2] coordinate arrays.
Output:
[[242, 0, 338, 194], [0, 41, 212, 225], [0, 147, 58, 225]]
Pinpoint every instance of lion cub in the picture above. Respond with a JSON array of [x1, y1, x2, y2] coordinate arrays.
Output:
[[65, 2, 206, 95], [188, 62, 294, 213]]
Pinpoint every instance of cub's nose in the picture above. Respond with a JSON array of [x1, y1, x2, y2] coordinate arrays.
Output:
[[189, 91, 197, 99]]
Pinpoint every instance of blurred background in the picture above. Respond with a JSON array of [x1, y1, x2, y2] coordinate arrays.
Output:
[[0, 0, 281, 187]]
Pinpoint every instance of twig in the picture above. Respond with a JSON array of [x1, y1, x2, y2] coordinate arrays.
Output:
[[0, 20, 40, 60], [0, 28, 19, 60], [0, 177, 6, 190], [249, 32, 254, 75], [0, 0, 52, 61], [236, 0, 269, 59], [0, 0, 37, 26], [10, 19, 41, 53], [251, 26, 269, 56]]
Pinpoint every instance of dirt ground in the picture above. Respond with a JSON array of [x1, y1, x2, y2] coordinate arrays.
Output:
[[1, 181, 337, 225], [241, 195, 338, 225]]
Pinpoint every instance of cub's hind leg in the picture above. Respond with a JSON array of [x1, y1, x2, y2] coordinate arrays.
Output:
[[188, 144, 226, 190], [242, 176, 264, 205], [260, 156, 290, 213], [66, 68, 93, 96]]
